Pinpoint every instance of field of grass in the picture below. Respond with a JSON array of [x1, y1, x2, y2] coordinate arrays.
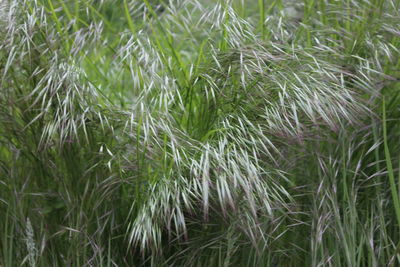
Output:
[[0, 0, 399, 266]]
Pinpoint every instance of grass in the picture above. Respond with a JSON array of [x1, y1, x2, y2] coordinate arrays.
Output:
[[0, 0, 400, 266]]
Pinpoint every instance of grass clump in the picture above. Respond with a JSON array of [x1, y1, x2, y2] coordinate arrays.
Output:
[[1, 0, 400, 266]]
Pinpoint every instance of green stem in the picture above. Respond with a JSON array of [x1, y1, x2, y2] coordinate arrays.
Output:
[[383, 97, 400, 232]]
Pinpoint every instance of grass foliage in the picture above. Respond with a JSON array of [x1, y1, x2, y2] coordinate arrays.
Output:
[[1, 0, 400, 266]]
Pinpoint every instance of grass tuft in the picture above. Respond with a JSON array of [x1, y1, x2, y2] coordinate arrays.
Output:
[[1, 0, 399, 266]]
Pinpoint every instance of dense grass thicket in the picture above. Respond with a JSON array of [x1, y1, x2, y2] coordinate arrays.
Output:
[[1, 0, 400, 266]]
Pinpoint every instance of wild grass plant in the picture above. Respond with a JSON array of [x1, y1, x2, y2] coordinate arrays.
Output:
[[0, 0, 399, 266]]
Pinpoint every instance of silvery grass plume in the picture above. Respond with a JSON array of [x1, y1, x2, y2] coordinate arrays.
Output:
[[0, 0, 122, 264], [0, 0, 107, 150], [1, 0, 399, 265], [23, 218, 37, 267], [123, 1, 378, 264]]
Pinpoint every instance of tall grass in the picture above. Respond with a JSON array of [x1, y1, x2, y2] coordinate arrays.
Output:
[[0, 0, 399, 266]]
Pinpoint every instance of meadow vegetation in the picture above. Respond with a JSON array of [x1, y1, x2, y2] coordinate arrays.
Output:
[[0, 0, 399, 266]]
